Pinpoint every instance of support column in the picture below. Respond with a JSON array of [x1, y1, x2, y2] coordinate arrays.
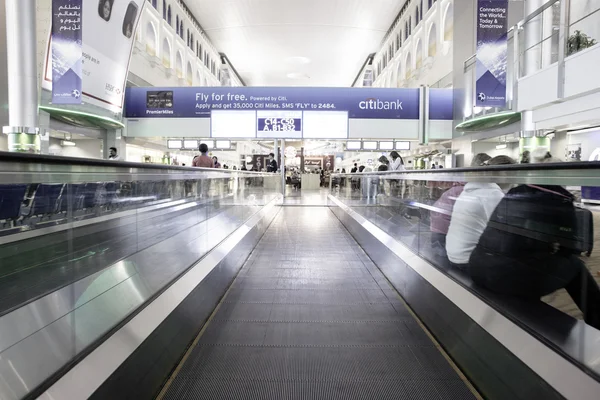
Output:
[[38, 110, 50, 154], [280, 139, 286, 198], [2, 0, 40, 152], [273, 139, 278, 168], [104, 129, 126, 160]]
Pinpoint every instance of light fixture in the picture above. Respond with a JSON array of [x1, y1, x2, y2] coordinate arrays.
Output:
[[215, 140, 231, 149], [395, 141, 410, 150], [495, 143, 507, 150], [60, 140, 76, 147], [167, 139, 183, 149], [183, 140, 198, 149], [379, 141, 394, 150], [346, 141, 361, 150], [363, 141, 378, 150]]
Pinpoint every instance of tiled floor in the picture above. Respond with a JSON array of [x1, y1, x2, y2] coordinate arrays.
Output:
[[163, 208, 477, 400]]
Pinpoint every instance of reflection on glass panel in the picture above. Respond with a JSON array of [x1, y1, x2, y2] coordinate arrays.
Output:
[[330, 162, 600, 342], [0, 161, 281, 399]]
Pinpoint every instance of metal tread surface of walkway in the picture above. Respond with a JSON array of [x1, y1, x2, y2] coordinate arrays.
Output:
[[160, 208, 478, 400]]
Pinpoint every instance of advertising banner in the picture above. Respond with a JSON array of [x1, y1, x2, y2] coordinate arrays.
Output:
[[45, 0, 144, 110], [475, 0, 509, 107], [52, 0, 83, 104], [124, 87, 422, 120], [429, 88, 454, 120]]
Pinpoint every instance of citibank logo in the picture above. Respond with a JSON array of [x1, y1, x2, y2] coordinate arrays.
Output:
[[359, 98, 403, 110]]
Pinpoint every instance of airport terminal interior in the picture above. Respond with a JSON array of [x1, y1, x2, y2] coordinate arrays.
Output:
[[1, 0, 600, 399]]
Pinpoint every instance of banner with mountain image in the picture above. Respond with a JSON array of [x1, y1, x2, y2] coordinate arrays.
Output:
[[52, 0, 83, 104], [475, 0, 508, 107]]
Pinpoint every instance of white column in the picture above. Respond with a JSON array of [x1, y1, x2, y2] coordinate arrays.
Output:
[[2, 0, 39, 152]]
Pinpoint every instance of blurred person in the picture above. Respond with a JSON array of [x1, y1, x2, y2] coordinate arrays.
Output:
[[193, 144, 213, 168], [446, 155, 516, 269], [267, 153, 278, 172], [390, 151, 405, 171], [430, 154, 491, 255], [472, 153, 492, 167], [108, 147, 120, 161], [351, 163, 358, 173], [378, 155, 390, 172], [520, 150, 531, 164], [212, 156, 221, 168], [468, 157, 600, 329]]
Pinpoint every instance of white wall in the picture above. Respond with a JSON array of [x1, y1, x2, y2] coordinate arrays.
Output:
[[130, 2, 237, 88], [373, 0, 454, 89], [48, 138, 103, 159], [518, 25, 600, 131]]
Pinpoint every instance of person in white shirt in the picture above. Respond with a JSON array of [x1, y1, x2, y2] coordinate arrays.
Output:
[[445, 155, 515, 267], [108, 147, 121, 161], [389, 151, 405, 171]]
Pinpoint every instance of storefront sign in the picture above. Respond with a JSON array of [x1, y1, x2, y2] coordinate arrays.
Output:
[[476, 0, 509, 107], [125, 87, 421, 120], [52, 0, 83, 104]]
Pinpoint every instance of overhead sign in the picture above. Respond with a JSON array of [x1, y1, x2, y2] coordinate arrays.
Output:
[[51, 0, 83, 105], [124, 87, 421, 120], [475, 0, 509, 107], [429, 88, 453, 120], [257, 110, 302, 138], [45, 0, 144, 109]]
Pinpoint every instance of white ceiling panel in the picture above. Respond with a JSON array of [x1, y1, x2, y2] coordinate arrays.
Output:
[[186, 0, 404, 86]]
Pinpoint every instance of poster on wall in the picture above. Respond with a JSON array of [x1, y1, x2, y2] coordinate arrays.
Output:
[[51, 0, 83, 104], [45, 0, 144, 110], [475, 0, 508, 107]]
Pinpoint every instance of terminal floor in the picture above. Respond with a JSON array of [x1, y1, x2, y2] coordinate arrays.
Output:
[[161, 207, 478, 400]]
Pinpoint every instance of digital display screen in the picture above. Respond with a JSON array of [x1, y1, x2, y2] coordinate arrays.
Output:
[[379, 141, 394, 150], [395, 141, 411, 150], [215, 140, 231, 149], [211, 110, 256, 138], [167, 139, 182, 149], [346, 141, 361, 150], [303, 111, 348, 139], [256, 111, 302, 138], [183, 140, 198, 149], [200, 140, 214, 149], [363, 141, 378, 150]]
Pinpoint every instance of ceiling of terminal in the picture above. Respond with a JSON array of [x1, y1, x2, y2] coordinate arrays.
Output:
[[187, 0, 404, 86]]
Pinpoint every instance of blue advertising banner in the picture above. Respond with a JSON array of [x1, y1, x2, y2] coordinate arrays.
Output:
[[125, 87, 421, 120], [475, 0, 508, 107], [52, 0, 83, 104], [429, 88, 454, 120]]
